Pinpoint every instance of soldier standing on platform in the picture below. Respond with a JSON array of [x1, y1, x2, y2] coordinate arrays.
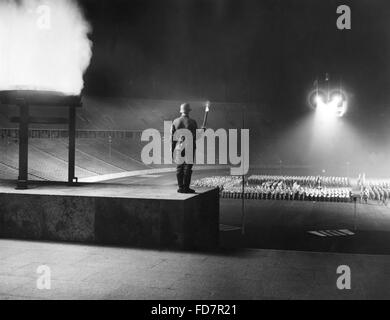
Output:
[[171, 103, 206, 194]]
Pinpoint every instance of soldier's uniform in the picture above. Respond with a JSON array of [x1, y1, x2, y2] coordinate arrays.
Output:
[[171, 103, 199, 193]]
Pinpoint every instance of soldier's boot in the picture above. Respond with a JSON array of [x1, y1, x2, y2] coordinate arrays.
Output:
[[183, 169, 195, 193], [176, 169, 185, 193]]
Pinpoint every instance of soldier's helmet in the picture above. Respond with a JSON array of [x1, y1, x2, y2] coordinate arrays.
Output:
[[180, 103, 191, 114]]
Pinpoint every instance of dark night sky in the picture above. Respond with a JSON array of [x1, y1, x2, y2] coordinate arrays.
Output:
[[80, 0, 390, 123]]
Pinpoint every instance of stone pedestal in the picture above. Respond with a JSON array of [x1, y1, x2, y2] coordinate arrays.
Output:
[[0, 182, 219, 250]]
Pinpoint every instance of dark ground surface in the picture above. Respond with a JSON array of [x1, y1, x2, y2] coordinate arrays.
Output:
[[3, 239, 390, 300], [109, 169, 390, 255]]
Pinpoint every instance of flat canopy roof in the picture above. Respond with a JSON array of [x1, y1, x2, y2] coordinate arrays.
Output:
[[0, 90, 82, 107]]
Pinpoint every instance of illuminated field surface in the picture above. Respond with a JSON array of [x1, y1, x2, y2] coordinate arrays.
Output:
[[109, 169, 390, 255]]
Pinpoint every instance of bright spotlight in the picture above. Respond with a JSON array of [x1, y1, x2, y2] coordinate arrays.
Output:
[[314, 94, 324, 106], [329, 90, 348, 117], [308, 89, 348, 118], [331, 94, 342, 104]]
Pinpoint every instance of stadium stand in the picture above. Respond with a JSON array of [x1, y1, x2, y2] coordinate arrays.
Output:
[[0, 161, 19, 180], [0, 141, 97, 181], [30, 138, 125, 175], [79, 97, 261, 132], [0, 97, 263, 181], [0, 97, 389, 184], [0, 137, 155, 181]]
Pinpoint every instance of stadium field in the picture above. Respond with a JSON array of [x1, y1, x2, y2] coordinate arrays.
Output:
[[109, 170, 390, 255]]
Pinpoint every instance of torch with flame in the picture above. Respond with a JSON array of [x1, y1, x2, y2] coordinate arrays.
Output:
[[202, 101, 210, 129]]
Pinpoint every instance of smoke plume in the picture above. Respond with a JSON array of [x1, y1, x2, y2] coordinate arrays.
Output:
[[0, 0, 92, 95]]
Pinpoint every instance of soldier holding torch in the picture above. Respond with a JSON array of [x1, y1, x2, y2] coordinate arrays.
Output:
[[171, 101, 210, 193]]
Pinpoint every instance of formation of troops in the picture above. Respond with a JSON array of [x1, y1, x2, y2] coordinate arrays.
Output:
[[358, 174, 390, 205], [193, 173, 390, 206], [192, 175, 352, 202], [192, 176, 243, 190], [248, 175, 350, 188]]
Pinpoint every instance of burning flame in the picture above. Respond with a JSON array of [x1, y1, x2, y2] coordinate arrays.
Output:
[[0, 0, 92, 95], [205, 101, 210, 112]]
